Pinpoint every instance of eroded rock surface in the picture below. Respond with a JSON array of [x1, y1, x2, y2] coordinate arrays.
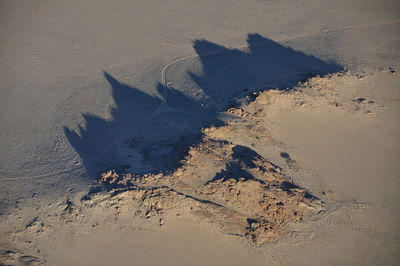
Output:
[[88, 134, 322, 245]]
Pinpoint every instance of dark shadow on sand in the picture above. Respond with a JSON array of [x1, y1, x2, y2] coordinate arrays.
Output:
[[64, 34, 342, 178]]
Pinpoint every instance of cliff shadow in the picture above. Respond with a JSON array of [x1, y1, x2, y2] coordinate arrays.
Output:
[[64, 34, 343, 178]]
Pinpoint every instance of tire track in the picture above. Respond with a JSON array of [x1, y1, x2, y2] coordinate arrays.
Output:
[[161, 18, 400, 86], [4, 18, 399, 182]]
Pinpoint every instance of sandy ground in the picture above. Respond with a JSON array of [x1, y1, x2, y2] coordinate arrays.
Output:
[[1, 0, 400, 265]]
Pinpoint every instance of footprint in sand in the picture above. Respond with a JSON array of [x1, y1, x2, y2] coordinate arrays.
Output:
[[160, 38, 174, 44], [124, 74, 137, 81], [72, 45, 84, 52], [34, 10, 49, 17], [110, 10, 119, 16], [29, 52, 40, 61]]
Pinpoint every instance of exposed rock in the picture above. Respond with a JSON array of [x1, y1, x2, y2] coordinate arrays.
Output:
[[91, 135, 322, 245]]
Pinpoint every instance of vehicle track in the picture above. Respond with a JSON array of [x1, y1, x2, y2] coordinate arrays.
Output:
[[4, 18, 399, 182]]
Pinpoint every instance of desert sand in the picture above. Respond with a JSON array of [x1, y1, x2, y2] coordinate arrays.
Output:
[[1, 0, 399, 265]]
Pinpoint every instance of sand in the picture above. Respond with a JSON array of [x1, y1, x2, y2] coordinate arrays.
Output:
[[1, 0, 400, 265]]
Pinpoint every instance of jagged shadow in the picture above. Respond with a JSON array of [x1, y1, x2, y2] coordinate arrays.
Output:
[[64, 34, 343, 178], [169, 33, 342, 111], [207, 145, 267, 184], [64, 74, 220, 176]]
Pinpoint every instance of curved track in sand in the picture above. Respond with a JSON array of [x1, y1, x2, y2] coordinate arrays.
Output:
[[4, 18, 399, 182]]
